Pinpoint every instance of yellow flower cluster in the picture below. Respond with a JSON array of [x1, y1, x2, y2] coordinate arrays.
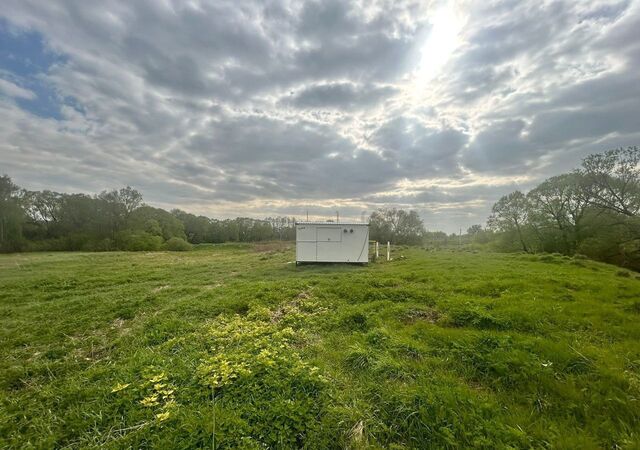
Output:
[[198, 354, 252, 388], [197, 310, 326, 391], [140, 372, 177, 422], [110, 382, 130, 393]]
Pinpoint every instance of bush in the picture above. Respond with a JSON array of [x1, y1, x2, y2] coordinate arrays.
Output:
[[163, 237, 192, 251], [115, 231, 163, 251]]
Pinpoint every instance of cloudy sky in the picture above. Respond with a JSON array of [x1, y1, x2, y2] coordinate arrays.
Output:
[[1, 0, 639, 232]]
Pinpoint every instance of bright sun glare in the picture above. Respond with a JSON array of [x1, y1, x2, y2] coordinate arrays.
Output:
[[415, 4, 465, 88]]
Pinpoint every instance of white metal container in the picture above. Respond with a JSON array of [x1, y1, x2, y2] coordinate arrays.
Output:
[[295, 222, 369, 263]]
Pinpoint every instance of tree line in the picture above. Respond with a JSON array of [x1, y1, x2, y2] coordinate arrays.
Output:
[[486, 146, 639, 270], [0, 177, 297, 252], [5, 145, 634, 267], [0, 173, 432, 253]]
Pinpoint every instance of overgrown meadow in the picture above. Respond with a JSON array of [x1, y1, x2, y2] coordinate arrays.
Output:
[[1, 245, 639, 448]]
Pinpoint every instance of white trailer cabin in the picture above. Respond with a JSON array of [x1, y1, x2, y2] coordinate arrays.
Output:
[[296, 222, 369, 264]]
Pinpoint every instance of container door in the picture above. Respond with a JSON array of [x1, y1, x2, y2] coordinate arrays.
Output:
[[316, 226, 342, 242]]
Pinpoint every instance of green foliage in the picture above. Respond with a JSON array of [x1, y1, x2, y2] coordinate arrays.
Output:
[[128, 206, 186, 241], [163, 237, 192, 252], [370, 207, 425, 245], [115, 230, 163, 251], [488, 190, 531, 252], [486, 147, 640, 270], [0, 176, 298, 253], [0, 175, 26, 252]]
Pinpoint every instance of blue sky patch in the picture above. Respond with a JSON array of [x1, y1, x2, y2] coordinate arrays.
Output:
[[0, 18, 76, 120]]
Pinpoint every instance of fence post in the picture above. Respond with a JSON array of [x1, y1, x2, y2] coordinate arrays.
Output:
[[375, 241, 379, 258], [387, 241, 390, 261]]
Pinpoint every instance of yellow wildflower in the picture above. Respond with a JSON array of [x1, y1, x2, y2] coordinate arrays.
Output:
[[155, 411, 171, 422], [110, 382, 130, 393]]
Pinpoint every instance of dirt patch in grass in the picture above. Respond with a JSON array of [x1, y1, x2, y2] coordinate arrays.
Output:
[[401, 307, 441, 324], [253, 241, 292, 253], [151, 284, 171, 293]]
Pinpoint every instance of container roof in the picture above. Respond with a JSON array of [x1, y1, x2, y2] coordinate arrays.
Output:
[[295, 221, 369, 226]]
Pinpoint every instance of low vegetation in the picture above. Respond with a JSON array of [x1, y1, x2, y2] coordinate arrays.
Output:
[[1, 245, 639, 448]]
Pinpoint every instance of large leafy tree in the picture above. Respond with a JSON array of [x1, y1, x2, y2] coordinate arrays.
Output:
[[172, 209, 212, 243], [127, 206, 186, 240], [97, 186, 143, 238], [488, 191, 531, 252], [0, 175, 26, 251], [527, 173, 590, 253], [22, 190, 63, 233], [370, 208, 425, 245], [580, 146, 640, 217]]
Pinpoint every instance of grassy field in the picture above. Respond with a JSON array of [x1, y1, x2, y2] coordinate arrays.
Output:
[[1, 244, 639, 449]]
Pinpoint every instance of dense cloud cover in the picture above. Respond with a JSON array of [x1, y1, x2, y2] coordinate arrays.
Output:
[[1, 0, 639, 231]]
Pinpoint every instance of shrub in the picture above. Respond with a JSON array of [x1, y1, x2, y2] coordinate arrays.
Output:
[[115, 231, 163, 251], [164, 237, 192, 251]]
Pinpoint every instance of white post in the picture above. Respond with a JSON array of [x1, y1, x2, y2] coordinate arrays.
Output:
[[387, 241, 390, 261], [375, 241, 379, 258]]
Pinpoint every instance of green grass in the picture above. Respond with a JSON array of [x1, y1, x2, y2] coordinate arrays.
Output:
[[1, 244, 639, 449]]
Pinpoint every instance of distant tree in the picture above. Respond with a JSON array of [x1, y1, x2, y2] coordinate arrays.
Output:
[[0, 175, 19, 201], [467, 224, 483, 235], [488, 191, 531, 252], [61, 194, 102, 236], [127, 206, 185, 241], [0, 175, 25, 251], [369, 210, 394, 243], [172, 209, 211, 243], [118, 186, 143, 216], [580, 146, 640, 216], [22, 190, 63, 232], [265, 216, 296, 241], [97, 187, 143, 238], [395, 210, 426, 244], [370, 208, 425, 244], [424, 230, 449, 248], [527, 173, 590, 253]]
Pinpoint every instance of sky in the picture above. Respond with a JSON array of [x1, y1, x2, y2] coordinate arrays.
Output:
[[1, 0, 639, 232]]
